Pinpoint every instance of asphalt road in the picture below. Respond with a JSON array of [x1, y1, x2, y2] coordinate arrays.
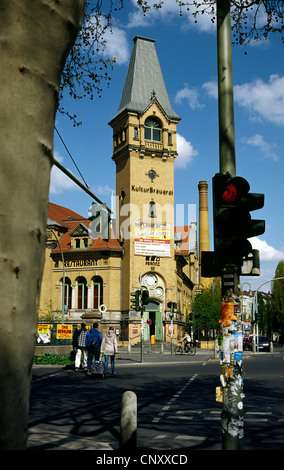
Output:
[[27, 346, 284, 453]]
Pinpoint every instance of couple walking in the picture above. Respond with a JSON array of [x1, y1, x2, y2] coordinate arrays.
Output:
[[86, 323, 117, 376]]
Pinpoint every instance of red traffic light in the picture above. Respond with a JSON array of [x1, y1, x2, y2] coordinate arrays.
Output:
[[222, 183, 237, 203], [220, 176, 250, 205], [213, 172, 265, 268]]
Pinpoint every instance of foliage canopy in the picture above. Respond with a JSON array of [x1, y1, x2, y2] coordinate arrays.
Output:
[[60, 1, 284, 124]]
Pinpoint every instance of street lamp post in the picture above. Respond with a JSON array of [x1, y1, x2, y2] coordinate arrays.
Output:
[[46, 226, 65, 323], [253, 277, 284, 352]]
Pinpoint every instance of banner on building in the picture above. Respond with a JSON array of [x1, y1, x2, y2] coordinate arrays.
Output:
[[134, 222, 171, 257]]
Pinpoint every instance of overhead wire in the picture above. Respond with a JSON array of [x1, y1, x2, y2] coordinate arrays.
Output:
[[53, 126, 111, 213], [54, 126, 89, 188]]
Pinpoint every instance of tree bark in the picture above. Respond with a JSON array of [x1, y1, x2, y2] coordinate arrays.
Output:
[[0, 0, 86, 449]]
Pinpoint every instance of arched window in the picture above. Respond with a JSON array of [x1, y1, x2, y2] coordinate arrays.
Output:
[[77, 276, 87, 310], [145, 117, 161, 142], [149, 201, 156, 218], [62, 277, 72, 310], [92, 276, 103, 309]]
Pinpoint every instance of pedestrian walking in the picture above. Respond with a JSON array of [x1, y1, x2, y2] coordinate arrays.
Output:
[[86, 322, 102, 376], [72, 322, 88, 371], [101, 326, 117, 376]]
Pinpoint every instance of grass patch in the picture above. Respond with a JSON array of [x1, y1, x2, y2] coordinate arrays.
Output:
[[33, 353, 73, 365]]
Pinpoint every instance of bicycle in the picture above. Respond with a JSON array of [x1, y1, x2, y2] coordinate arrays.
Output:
[[174, 341, 196, 356]]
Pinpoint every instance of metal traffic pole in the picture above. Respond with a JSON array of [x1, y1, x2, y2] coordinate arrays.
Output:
[[216, 0, 244, 450]]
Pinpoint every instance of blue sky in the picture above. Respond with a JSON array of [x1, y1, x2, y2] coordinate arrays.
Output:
[[51, 1, 284, 293]]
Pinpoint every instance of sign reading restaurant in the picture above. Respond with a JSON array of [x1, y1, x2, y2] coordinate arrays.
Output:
[[54, 258, 98, 268]]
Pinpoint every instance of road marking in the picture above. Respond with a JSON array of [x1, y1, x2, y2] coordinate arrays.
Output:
[[175, 435, 206, 442], [151, 373, 199, 423], [167, 415, 193, 420]]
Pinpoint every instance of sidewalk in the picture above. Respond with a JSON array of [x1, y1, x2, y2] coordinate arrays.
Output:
[[114, 343, 216, 365]]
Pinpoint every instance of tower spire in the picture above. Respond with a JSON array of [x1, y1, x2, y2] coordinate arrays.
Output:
[[113, 36, 180, 121]]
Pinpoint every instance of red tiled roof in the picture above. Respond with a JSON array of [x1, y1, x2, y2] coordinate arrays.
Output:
[[48, 202, 85, 228], [48, 202, 123, 254]]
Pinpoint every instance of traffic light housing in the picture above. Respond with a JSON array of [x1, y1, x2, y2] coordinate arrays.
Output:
[[88, 202, 110, 240], [213, 172, 265, 268], [141, 289, 149, 306], [130, 290, 141, 311]]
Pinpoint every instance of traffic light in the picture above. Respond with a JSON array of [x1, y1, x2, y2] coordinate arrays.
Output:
[[141, 289, 149, 306], [213, 172, 265, 268], [88, 202, 110, 240], [130, 290, 141, 311]]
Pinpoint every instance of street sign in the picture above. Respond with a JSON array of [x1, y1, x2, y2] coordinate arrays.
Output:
[[146, 319, 152, 325]]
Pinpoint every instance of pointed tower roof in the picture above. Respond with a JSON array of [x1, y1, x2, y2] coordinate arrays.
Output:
[[113, 36, 181, 121]]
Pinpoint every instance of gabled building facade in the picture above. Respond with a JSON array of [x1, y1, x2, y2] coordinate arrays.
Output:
[[39, 36, 199, 343]]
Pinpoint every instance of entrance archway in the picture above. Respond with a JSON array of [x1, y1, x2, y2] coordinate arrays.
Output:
[[143, 299, 162, 341]]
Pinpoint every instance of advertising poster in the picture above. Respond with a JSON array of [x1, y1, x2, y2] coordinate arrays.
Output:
[[132, 325, 139, 335], [37, 324, 53, 343], [134, 221, 171, 257], [57, 324, 73, 340], [234, 331, 243, 362]]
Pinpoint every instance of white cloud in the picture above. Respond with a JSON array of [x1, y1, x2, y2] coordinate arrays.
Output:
[[242, 134, 279, 162], [128, 0, 215, 33], [250, 237, 284, 263], [174, 85, 204, 110], [49, 152, 78, 195], [95, 184, 115, 196], [175, 133, 198, 169], [234, 74, 284, 126], [202, 75, 284, 127], [99, 24, 130, 65], [202, 80, 218, 99]]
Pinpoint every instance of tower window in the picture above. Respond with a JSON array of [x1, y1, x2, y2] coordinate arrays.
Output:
[[145, 118, 161, 142], [149, 201, 156, 218]]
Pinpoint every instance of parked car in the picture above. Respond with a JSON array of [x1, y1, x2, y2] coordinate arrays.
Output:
[[258, 336, 270, 352]]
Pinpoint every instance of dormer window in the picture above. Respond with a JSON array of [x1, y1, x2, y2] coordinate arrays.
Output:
[[145, 117, 161, 142]]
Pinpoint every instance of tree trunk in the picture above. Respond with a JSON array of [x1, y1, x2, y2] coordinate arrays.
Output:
[[0, 0, 86, 449]]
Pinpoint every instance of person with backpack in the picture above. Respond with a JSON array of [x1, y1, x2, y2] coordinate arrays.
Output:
[[85, 322, 102, 376]]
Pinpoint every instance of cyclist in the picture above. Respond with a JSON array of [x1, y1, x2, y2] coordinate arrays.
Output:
[[181, 331, 192, 351]]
